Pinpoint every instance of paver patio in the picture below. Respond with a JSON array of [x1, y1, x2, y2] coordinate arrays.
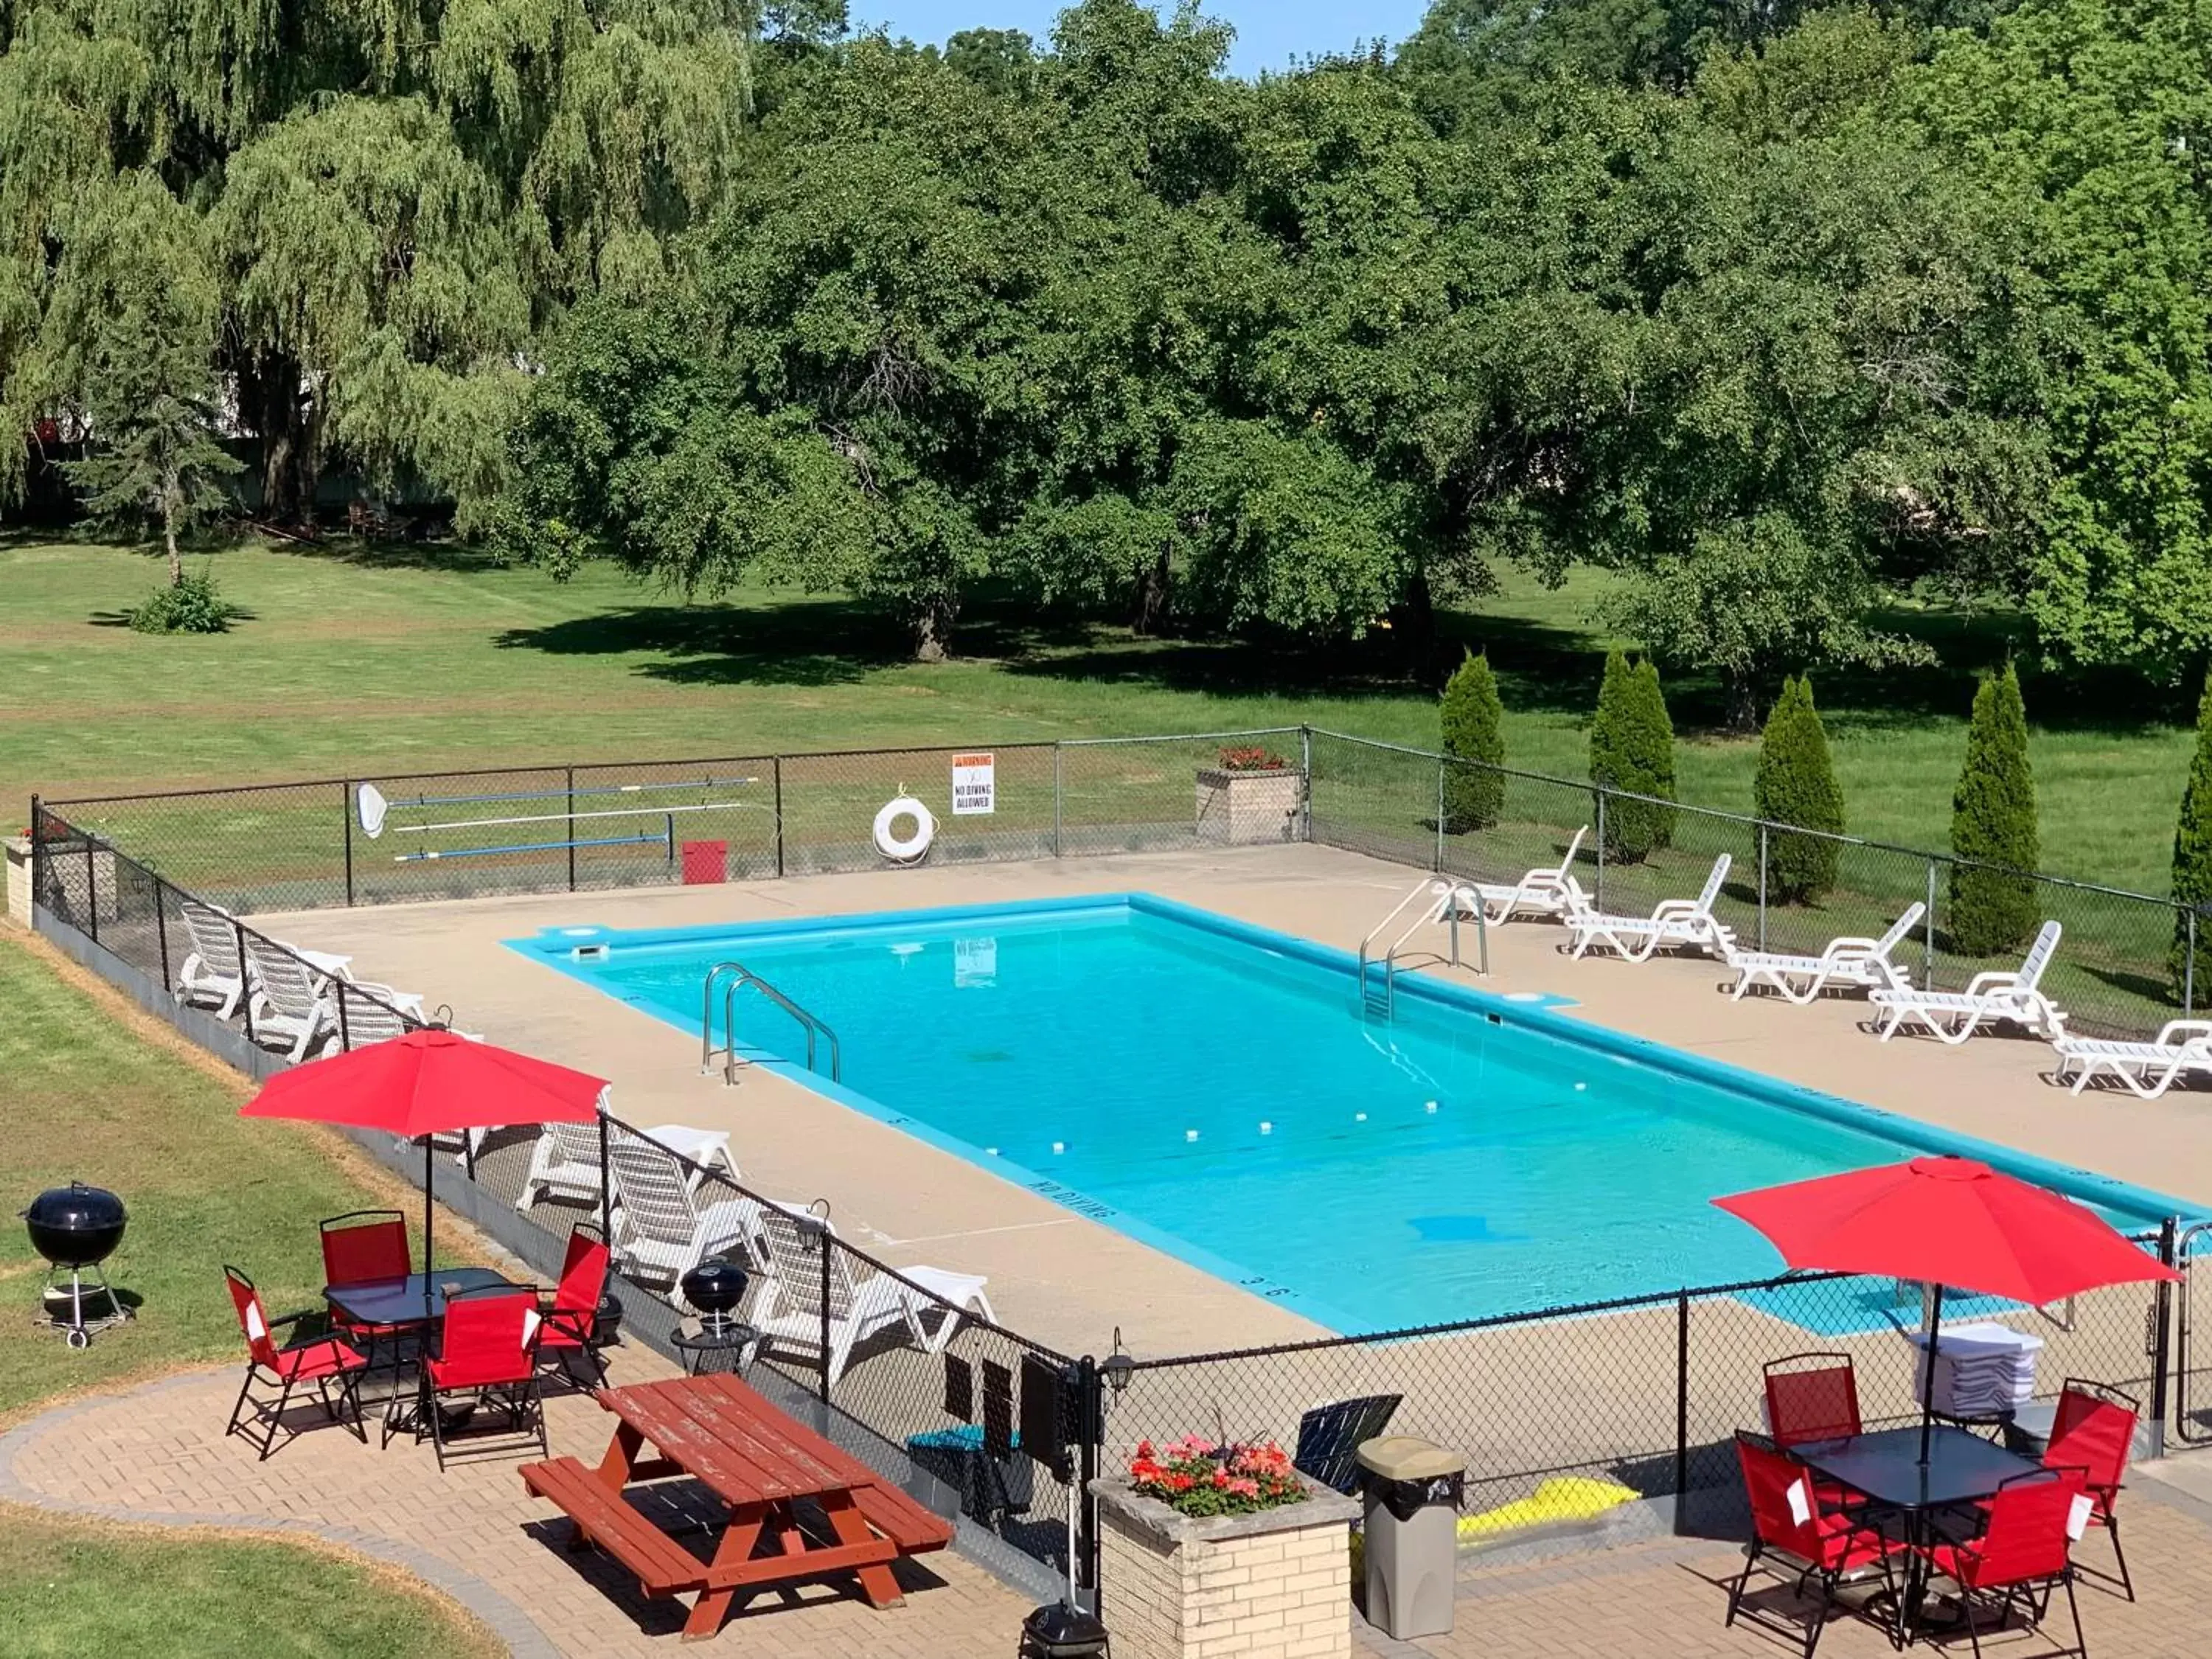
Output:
[[10, 1349, 2212, 1658]]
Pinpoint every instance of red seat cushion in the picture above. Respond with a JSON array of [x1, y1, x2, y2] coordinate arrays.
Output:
[[426, 1353, 532, 1391], [273, 1338, 366, 1383]]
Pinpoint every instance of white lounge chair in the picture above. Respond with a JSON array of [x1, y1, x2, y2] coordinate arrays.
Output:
[[1722, 902, 1927, 1004], [176, 900, 248, 1017], [603, 1138, 760, 1307], [518, 1119, 739, 1211], [748, 1204, 995, 1385], [1868, 919, 2067, 1044], [242, 933, 339, 1062], [2053, 1020, 2212, 1098], [1564, 855, 1736, 962], [1437, 827, 1590, 925]]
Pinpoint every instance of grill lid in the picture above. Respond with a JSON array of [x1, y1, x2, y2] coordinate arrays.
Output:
[[681, 1258, 750, 1315], [21, 1182, 127, 1234]]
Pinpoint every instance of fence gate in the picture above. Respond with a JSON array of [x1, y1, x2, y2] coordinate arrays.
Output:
[[2174, 1221, 2212, 1445]]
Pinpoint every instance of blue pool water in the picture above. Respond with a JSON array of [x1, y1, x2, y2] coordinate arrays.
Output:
[[512, 895, 2188, 1333]]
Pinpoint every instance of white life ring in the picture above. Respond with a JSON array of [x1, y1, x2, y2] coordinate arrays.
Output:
[[874, 796, 936, 864]]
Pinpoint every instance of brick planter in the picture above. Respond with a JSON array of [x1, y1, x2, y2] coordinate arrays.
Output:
[[1092, 1475, 1360, 1659], [1193, 768, 1305, 846]]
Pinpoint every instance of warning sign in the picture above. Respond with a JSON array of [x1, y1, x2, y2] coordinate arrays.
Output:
[[951, 752, 996, 816]]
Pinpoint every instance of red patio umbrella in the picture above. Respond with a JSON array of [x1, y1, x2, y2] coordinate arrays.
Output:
[[242, 1029, 610, 1312], [1714, 1156, 2180, 1461]]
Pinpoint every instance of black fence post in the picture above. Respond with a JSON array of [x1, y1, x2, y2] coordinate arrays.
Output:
[[773, 756, 786, 879], [28, 794, 42, 919], [335, 984, 352, 1052], [817, 1231, 834, 1404], [341, 781, 356, 906], [1594, 790, 1607, 911], [84, 835, 98, 943], [2152, 1217, 2179, 1455], [1674, 1289, 1691, 1509], [1077, 1354, 1102, 1607], [566, 767, 577, 892], [153, 875, 171, 992], [234, 920, 255, 1044]]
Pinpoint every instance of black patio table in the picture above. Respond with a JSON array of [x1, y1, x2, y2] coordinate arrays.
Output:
[[323, 1267, 514, 1332], [324, 1268, 516, 1439], [1793, 1425, 2045, 1641]]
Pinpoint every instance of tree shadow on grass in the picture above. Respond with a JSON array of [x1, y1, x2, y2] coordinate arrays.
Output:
[[496, 602, 902, 686]]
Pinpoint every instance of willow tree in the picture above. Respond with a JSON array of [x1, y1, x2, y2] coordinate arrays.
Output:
[[0, 0, 753, 524]]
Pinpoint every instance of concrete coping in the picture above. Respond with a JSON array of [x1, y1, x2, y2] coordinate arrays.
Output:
[[1090, 1475, 1360, 1550]]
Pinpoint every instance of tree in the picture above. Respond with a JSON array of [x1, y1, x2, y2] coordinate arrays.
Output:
[[1949, 663, 2040, 955], [2170, 674, 2212, 1004], [0, 0, 753, 525], [1441, 650, 1506, 832], [1915, 0, 2212, 680], [35, 174, 238, 582], [1753, 675, 1844, 902], [1590, 650, 1677, 860]]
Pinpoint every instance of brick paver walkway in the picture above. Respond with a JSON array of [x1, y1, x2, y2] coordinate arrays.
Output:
[[0, 1349, 1030, 1658], [10, 1352, 2212, 1657]]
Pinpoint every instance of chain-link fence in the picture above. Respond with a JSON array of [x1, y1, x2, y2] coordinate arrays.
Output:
[[1108, 1242, 2177, 1523]]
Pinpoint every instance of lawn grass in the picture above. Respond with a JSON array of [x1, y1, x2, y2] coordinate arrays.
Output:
[[0, 928, 496, 1655], [0, 1509, 501, 1659], [0, 930, 460, 1418], [2, 535, 2198, 894]]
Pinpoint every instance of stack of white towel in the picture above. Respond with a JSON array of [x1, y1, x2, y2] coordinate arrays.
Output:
[[1907, 1321, 2045, 1418]]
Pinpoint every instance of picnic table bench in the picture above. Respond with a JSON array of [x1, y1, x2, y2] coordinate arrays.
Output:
[[521, 1372, 950, 1641]]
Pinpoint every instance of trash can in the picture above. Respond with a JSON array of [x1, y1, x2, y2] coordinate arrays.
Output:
[[1357, 1435, 1464, 1640], [681, 839, 728, 885]]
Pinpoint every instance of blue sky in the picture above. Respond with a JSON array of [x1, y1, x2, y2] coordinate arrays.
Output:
[[851, 2, 1430, 77]]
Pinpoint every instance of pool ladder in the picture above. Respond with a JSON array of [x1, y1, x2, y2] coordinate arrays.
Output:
[[700, 961, 842, 1086], [1358, 877, 1488, 1020]]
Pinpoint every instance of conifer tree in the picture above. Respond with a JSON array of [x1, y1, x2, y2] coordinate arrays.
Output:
[[1753, 675, 1845, 902], [1590, 650, 1677, 860], [1441, 650, 1506, 832], [1949, 663, 2039, 955]]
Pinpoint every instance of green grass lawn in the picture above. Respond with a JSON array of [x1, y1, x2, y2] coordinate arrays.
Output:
[[0, 1510, 501, 1659], [0, 929, 494, 1655], [1, 534, 2197, 894]]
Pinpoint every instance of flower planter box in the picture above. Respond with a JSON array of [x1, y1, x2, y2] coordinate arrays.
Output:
[[1091, 1475, 1359, 1659], [1194, 768, 1306, 846]]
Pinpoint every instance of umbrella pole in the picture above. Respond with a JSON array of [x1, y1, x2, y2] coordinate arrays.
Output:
[[423, 1135, 436, 1326], [1918, 1281, 1945, 1466]]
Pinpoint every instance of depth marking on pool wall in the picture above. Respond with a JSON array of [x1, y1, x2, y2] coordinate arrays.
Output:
[[1026, 1178, 1116, 1222]]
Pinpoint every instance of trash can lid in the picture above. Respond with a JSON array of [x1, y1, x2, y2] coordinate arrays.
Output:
[[1355, 1435, 1464, 1481]]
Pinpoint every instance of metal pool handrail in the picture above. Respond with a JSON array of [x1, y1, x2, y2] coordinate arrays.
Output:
[[700, 961, 843, 1085]]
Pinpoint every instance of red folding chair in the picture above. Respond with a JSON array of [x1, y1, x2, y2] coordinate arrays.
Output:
[[1919, 1467, 2090, 1658], [319, 1210, 412, 1364], [2045, 1379, 2138, 1601], [223, 1266, 367, 1461], [1725, 1430, 1902, 1659], [1764, 1352, 1863, 1446], [397, 1284, 548, 1471], [537, 1223, 612, 1389], [1764, 1353, 1865, 1509]]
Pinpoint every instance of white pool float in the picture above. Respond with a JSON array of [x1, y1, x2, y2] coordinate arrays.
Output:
[[874, 796, 936, 865]]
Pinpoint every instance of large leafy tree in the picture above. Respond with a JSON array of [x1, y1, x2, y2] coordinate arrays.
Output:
[[1915, 0, 2212, 678], [0, 0, 752, 523]]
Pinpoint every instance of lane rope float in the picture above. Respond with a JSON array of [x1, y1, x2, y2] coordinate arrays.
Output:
[[874, 795, 936, 864]]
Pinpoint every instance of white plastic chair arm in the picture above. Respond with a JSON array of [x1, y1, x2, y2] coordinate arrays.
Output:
[[1964, 971, 2023, 996], [2154, 1020, 2212, 1047]]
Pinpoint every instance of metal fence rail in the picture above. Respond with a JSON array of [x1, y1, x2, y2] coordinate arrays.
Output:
[[1107, 1238, 2179, 1520], [38, 723, 2205, 1038]]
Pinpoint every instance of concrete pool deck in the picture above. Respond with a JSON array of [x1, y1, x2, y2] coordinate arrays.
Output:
[[260, 841, 2212, 1360]]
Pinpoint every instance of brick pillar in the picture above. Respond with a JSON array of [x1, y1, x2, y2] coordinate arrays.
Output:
[[1091, 1477, 1360, 1659]]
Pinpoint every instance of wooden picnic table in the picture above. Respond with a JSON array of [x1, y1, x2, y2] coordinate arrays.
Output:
[[521, 1373, 951, 1642]]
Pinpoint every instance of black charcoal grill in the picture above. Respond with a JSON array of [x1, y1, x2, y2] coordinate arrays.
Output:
[[21, 1182, 132, 1348]]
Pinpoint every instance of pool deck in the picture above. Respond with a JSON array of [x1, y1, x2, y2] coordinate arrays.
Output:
[[262, 841, 2212, 1359]]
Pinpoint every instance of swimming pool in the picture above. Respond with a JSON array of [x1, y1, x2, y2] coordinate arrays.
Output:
[[512, 894, 2191, 1332]]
